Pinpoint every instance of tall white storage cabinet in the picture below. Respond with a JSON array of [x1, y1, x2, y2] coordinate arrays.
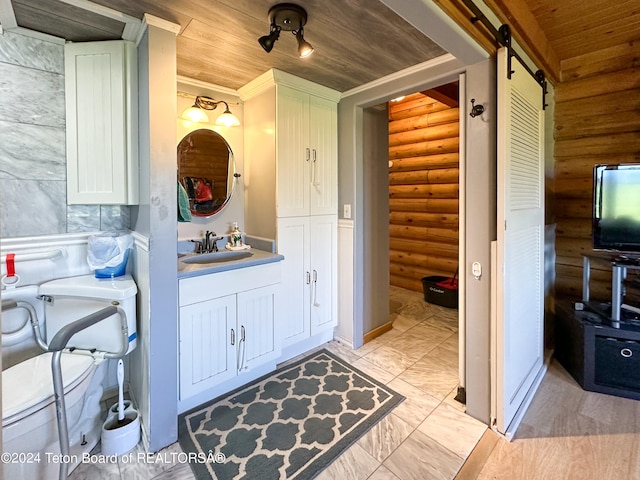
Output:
[[65, 40, 138, 205], [240, 70, 339, 359]]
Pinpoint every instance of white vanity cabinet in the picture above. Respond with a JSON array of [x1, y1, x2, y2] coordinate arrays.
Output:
[[277, 215, 337, 347], [65, 40, 138, 205], [178, 263, 281, 410]]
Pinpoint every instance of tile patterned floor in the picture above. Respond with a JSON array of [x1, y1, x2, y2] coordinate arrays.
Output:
[[69, 286, 486, 480]]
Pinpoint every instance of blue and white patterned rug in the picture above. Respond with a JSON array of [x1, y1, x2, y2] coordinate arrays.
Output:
[[178, 349, 404, 480]]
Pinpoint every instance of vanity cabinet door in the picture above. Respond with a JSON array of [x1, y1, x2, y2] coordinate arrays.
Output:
[[277, 215, 337, 344], [65, 40, 138, 205], [277, 86, 310, 217], [308, 96, 337, 216], [237, 285, 278, 373], [309, 215, 338, 334], [276, 86, 337, 218], [179, 295, 237, 399], [277, 217, 311, 347]]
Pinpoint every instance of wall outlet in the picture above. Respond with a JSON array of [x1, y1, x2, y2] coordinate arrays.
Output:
[[343, 204, 352, 219]]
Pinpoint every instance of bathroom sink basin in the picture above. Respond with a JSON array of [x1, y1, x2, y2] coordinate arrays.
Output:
[[181, 250, 253, 264]]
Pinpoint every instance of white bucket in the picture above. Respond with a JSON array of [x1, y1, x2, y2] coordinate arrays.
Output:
[[100, 401, 140, 456]]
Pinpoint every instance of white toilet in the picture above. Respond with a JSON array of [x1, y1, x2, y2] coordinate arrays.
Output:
[[1, 274, 137, 479]]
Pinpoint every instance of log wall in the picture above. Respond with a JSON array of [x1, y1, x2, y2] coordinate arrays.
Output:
[[555, 40, 640, 303], [388, 92, 460, 292]]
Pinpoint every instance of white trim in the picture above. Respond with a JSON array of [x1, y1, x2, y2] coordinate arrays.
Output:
[[239, 69, 341, 102], [500, 361, 548, 441], [337, 219, 354, 229], [2, 26, 66, 44], [237, 70, 276, 101], [0, 0, 17, 29], [143, 13, 180, 35], [131, 231, 150, 252], [380, 0, 488, 66], [58, 0, 140, 25], [342, 54, 457, 99], [121, 22, 141, 42], [136, 13, 180, 46], [458, 72, 466, 390], [177, 75, 239, 98]]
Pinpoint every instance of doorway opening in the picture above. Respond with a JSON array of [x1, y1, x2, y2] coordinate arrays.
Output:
[[360, 81, 464, 403]]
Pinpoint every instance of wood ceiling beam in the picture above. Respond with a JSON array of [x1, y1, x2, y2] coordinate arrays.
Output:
[[430, 0, 498, 56], [424, 83, 460, 107], [482, 0, 561, 84]]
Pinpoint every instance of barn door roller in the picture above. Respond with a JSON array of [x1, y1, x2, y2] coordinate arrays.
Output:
[[498, 25, 548, 110], [460, 0, 548, 109]]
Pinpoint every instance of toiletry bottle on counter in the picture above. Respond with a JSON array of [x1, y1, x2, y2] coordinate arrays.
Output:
[[231, 223, 242, 247]]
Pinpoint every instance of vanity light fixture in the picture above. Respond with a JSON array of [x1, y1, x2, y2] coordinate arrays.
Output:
[[258, 3, 314, 58], [180, 96, 240, 127]]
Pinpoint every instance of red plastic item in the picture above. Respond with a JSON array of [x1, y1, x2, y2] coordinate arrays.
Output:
[[6, 253, 15, 277]]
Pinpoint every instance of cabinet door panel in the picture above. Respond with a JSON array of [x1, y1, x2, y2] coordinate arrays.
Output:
[[65, 41, 137, 205], [309, 96, 338, 215], [277, 217, 311, 345], [277, 86, 310, 217], [179, 295, 236, 399], [237, 285, 278, 372], [310, 216, 337, 333]]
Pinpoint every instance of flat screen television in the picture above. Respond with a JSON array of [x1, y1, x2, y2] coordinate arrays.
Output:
[[593, 163, 640, 253]]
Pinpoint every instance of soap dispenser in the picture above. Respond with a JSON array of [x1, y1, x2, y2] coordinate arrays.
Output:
[[231, 222, 242, 247]]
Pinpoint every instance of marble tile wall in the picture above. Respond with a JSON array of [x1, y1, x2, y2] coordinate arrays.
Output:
[[0, 30, 130, 238]]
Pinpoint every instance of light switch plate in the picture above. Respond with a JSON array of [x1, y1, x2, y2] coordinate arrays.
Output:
[[472, 261, 482, 279], [343, 204, 351, 219]]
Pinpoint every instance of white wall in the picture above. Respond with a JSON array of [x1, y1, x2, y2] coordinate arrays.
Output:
[[363, 105, 390, 333], [462, 59, 497, 423], [130, 20, 179, 452], [176, 81, 245, 243]]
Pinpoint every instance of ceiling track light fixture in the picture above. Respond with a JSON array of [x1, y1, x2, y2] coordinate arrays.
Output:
[[179, 95, 240, 127], [258, 3, 314, 58]]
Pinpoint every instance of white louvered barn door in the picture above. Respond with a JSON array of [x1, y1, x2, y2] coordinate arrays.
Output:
[[493, 47, 545, 438]]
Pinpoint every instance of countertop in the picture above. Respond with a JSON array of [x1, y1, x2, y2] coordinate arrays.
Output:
[[177, 248, 284, 279]]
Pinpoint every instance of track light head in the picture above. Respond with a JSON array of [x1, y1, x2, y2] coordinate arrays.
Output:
[[259, 25, 281, 53], [295, 28, 314, 58]]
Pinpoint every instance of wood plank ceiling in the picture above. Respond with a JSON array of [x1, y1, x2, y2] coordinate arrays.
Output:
[[483, 0, 640, 83], [5, 0, 640, 89], [7, 0, 447, 92]]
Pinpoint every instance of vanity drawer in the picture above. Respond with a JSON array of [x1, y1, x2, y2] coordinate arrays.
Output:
[[179, 262, 281, 306]]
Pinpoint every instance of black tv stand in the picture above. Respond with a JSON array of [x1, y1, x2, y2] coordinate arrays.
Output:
[[582, 253, 640, 323], [555, 300, 640, 400]]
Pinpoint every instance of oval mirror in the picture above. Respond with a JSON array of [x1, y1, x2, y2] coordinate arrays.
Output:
[[177, 129, 236, 217]]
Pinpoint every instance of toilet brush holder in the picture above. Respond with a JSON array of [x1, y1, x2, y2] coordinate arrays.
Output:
[[101, 404, 140, 456]]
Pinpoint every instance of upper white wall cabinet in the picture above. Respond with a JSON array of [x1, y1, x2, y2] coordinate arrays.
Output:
[[239, 69, 340, 228], [276, 86, 337, 217], [65, 40, 138, 205]]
